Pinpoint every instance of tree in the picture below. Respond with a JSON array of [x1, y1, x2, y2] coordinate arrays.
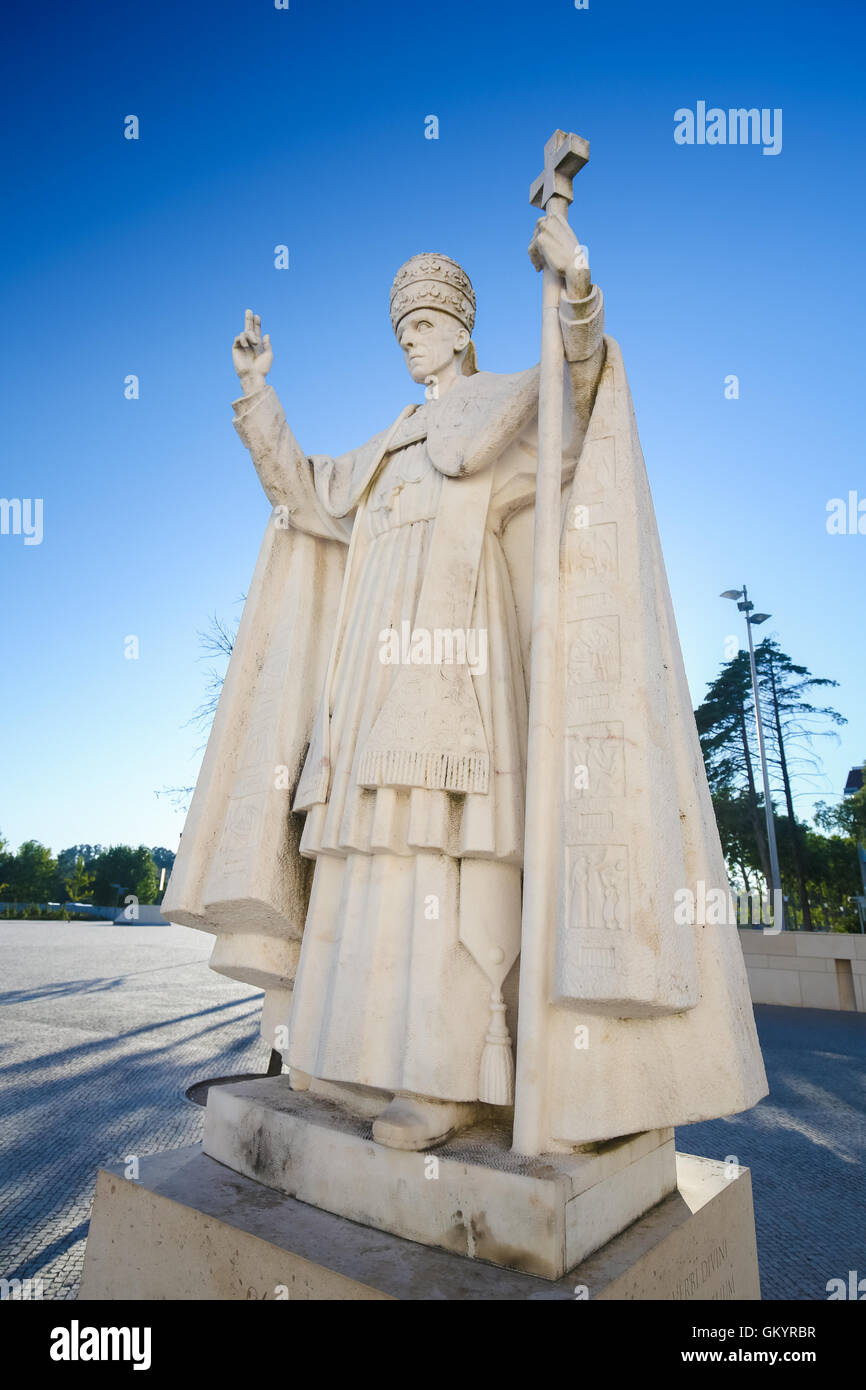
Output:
[[695, 652, 771, 888], [709, 787, 765, 895], [149, 847, 176, 902], [800, 828, 861, 932], [1, 840, 58, 903], [64, 855, 94, 902], [56, 844, 104, 877], [756, 638, 846, 931], [89, 846, 159, 907], [0, 830, 11, 898], [696, 642, 849, 929], [815, 762, 866, 844]]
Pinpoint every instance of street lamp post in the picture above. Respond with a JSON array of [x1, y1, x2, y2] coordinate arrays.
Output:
[[721, 585, 785, 931]]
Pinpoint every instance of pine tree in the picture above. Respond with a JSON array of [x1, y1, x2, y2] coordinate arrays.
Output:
[[695, 643, 847, 928], [695, 653, 771, 889], [755, 638, 846, 931]]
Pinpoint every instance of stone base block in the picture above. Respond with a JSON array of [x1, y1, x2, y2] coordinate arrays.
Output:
[[79, 1145, 760, 1300], [202, 1079, 677, 1279]]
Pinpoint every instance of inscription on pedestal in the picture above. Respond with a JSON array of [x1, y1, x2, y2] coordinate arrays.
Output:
[[672, 1240, 737, 1300]]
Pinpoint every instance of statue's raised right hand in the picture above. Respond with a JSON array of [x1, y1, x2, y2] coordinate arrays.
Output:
[[232, 309, 273, 395]]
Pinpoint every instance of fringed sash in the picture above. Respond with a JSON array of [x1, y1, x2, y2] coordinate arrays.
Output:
[[356, 462, 495, 795]]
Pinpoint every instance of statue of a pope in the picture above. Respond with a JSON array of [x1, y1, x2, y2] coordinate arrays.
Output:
[[165, 209, 767, 1155]]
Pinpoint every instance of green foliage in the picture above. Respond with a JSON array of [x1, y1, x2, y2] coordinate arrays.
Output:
[[697, 644, 857, 931], [89, 845, 160, 906], [815, 763, 866, 844], [150, 846, 176, 873], [696, 656, 773, 889], [0, 838, 163, 911], [696, 652, 756, 792], [802, 828, 861, 932], [0, 829, 10, 898], [63, 854, 94, 902], [149, 846, 176, 900], [55, 844, 104, 883], [0, 905, 74, 921], [709, 788, 764, 891], [0, 840, 58, 903]]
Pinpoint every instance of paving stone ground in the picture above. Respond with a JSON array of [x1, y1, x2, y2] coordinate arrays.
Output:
[[682, 1003, 866, 1301], [0, 922, 269, 1300], [0, 921, 863, 1300]]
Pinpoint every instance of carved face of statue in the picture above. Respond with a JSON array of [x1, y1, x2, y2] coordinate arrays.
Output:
[[395, 308, 470, 385]]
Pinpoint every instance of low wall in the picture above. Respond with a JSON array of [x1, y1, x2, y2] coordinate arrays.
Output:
[[0, 902, 170, 924], [738, 927, 866, 1012]]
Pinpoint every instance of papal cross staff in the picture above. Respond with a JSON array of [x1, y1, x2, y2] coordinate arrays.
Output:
[[513, 130, 590, 1157]]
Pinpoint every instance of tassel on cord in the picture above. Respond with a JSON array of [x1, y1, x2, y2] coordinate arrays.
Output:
[[478, 988, 514, 1105]]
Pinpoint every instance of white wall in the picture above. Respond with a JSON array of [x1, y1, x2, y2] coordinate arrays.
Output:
[[738, 928, 866, 1012]]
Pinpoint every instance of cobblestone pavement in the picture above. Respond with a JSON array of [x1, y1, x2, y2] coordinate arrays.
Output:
[[681, 1004, 866, 1301], [1, 923, 864, 1300], [0, 922, 269, 1300]]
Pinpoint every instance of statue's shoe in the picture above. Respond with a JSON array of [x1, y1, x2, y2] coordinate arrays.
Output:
[[307, 1075, 391, 1119], [372, 1096, 478, 1151]]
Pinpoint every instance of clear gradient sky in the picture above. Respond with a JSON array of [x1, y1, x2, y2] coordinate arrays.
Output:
[[1, 0, 863, 855]]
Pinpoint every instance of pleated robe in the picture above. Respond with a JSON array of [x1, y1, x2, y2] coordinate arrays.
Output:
[[288, 425, 537, 1101]]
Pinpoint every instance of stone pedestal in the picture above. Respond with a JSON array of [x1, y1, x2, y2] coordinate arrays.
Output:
[[201, 1079, 677, 1280], [79, 1145, 760, 1300]]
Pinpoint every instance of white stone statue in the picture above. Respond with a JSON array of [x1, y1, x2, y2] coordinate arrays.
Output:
[[164, 134, 767, 1160]]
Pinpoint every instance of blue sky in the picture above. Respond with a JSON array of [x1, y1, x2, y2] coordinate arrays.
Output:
[[1, 0, 863, 855]]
